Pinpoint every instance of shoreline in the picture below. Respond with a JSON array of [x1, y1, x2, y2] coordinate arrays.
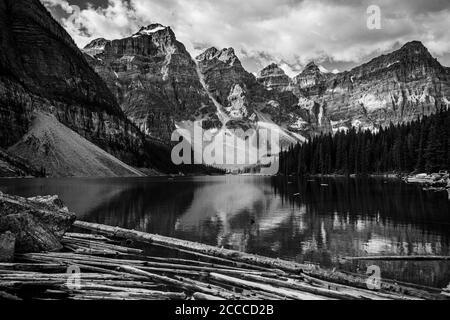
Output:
[[280, 172, 450, 198]]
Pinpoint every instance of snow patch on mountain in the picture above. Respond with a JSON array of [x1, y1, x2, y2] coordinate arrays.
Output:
[[359, 94, 387, 112], [444, 97, 450, 109], [318, 65, 330, 73], [134, 24, 167, 37], [289, 118, 308, 130]]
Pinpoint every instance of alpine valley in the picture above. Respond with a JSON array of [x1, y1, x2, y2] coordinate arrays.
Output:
[[0, 0, 449, 177]]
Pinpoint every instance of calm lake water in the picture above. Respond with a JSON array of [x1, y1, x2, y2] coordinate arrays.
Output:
[[1, 176, 449, 288]]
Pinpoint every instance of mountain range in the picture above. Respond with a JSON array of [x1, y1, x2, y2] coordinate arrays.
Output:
[[83, 22, 450, 145], [0, 0, 449, 177]]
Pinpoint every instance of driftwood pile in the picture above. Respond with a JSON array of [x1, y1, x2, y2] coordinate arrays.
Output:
[[0, 221, 449, 301]]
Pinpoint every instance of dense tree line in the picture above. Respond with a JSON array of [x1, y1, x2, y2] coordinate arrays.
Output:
[[280, 109, 450, 176]]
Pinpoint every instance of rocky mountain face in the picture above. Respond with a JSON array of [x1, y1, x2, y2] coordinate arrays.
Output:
[[292, 62, 329, 96], [0, 0, 157, 174], [318, 41, 450, 132], [259, 41, 450, 135], [257, 63, 291, 92], [196, 47, 304, 144], [255, 62, 332, 135], [84, 26, 310, 167], [0, 148, 42, 177], [83, 24, 219, 141]]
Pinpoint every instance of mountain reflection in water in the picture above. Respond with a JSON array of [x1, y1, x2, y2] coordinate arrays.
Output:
[[1, 176, 449, 288]]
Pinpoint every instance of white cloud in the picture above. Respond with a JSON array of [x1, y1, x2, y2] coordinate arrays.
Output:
[[42, 0, 450, 73]]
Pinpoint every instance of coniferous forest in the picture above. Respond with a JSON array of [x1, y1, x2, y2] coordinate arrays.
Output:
[[279, 109, 450, 176]]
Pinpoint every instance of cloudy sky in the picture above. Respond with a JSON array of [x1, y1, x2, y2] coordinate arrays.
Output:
[[42, 0, 450, 76]]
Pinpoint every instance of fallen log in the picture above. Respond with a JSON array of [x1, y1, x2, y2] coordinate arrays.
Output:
[[64, 283, 187, 299], [193, 292, 225, 300], [68, 290, 181, 300], [65, 233, 111, 242], [74, 221, 310, 273], [209, 273, 329, 300], [344, 255, 450, 261], [0, 263, 66, 272], [63, 237, 143, 254], [146, 257, 253, 271], [151, 243, 281, 273], [81, 280, 163, 291], [118, 266, 246, 300], [299, 273, 418, 300], [0, 290, 21, 300], [234, 273, 365, 300], [304, 268, 445, 300]]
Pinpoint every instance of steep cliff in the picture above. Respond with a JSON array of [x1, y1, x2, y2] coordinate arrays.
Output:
[[83, 24, 220, 141], [257, 63, 291, 92], [290, 41, 450, 133], [0, 0, 155, 173], [256, 62, 332, 135], [196, 48, 304, 143]]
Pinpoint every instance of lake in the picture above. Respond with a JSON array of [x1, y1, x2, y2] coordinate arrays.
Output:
[[1, 175, 449, 288]]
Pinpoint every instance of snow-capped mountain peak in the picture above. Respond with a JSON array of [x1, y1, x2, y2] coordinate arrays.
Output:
[[134, 24, 168, 36]]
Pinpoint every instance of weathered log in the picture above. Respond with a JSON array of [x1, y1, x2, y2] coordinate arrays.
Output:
[[140, 267, 206, 277], [25, 250, 279, 279], [344, 255, 450, 261], [299, 273, 417, 300], [304, 268, 445, 300], [139, 261, 279, 276], [0, 272, 132, 280], [209, 273, 329, 300], [193, 292, 225, 300], [118, 266, 245, 300], [234, 273, 366, 300], [148, 243, 280, 273], [0, 263, 66, 272], [170, 275, 255, 300], [68, 290, 181, 300], [146, 256, 253, 270], [74, 221, 310, 273], [82, 280, 163, 290], [249, 289, 291, 300], [338, 269, 445, 296], [22, 252, 145, 266], [63, 282, 186, 299], [0, 280, 64, 289], [64, 244, 122, 256], [0, 290, 21, 300], [19, 254, 149, 279], [63, 237, 143, 254], [65, 233, 111, 242]]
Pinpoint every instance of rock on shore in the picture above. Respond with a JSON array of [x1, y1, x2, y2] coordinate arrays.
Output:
[[0, 193, 76, 255], [405, 172, 450, 199]]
